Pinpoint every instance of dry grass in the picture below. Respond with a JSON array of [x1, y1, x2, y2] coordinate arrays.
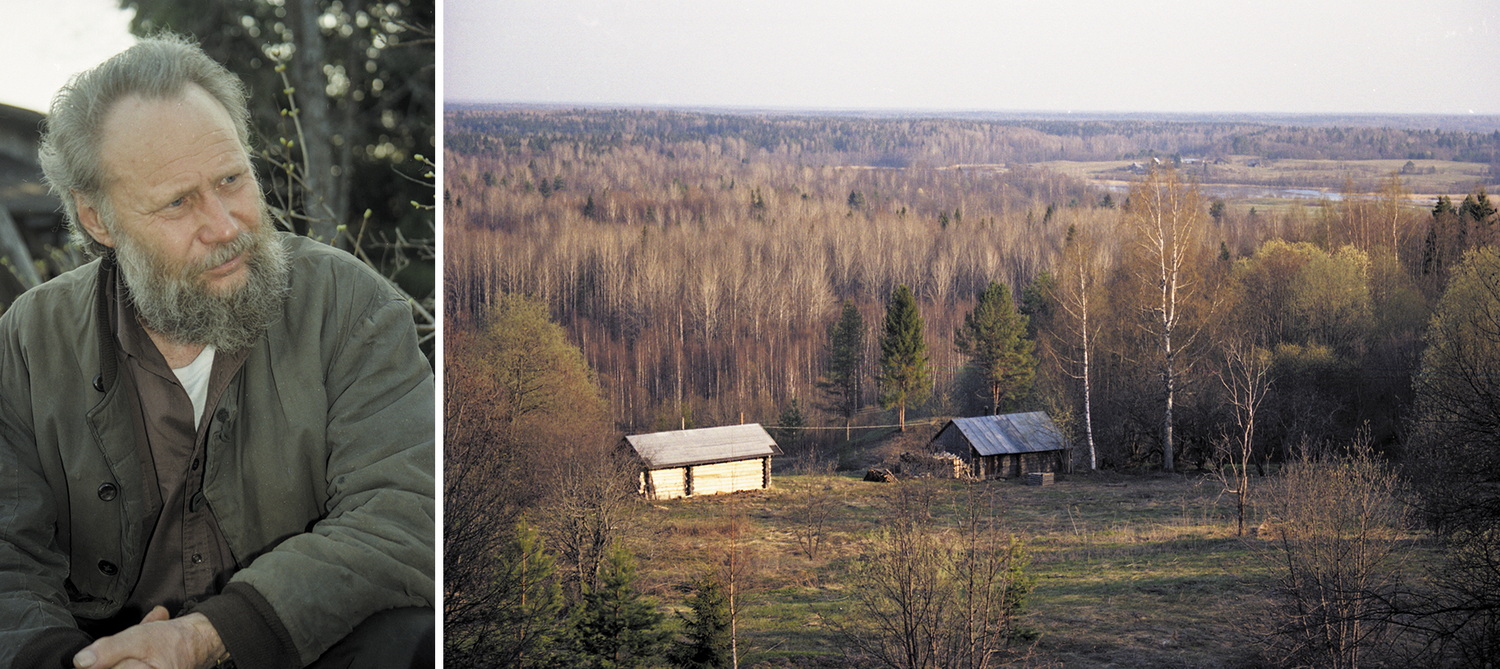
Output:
[[623, 470, 1295, 668]]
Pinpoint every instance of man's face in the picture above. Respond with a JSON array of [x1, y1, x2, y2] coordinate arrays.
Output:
[[88, 84, 262, 296], [78, 83, 289, 351]]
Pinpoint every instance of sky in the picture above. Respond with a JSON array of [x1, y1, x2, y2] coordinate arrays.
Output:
[[447, 0, 1500, 116], [1, 0, 137, 112], [3, 1, 1495, 116]]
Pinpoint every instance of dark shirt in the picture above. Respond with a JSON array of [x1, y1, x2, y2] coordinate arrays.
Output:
[[114, 280, 247, 622]]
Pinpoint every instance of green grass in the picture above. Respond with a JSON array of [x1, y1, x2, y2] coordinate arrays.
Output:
[[623, 470, 1303, 667]]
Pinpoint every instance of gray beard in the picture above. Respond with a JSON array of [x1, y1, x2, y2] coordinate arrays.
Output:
[[115, 224, 291, 352]]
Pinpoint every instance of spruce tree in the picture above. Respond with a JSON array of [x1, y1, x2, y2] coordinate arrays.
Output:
[[670, 573, 732, 669], [878, 285, 930, 431], [954, 282, 1036, 415], [562, 548, 666, 669], [772, 399, 806, 451], [819, 299, 864, 440], [1460, 187, 1496, 224]]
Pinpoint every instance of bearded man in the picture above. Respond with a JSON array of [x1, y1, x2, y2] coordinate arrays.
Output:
[[0, 35, 434, 668]]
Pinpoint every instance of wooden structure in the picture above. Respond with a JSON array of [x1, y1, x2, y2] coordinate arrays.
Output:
[[625, 423, 782, 500], [930, 412, 1068, 480], [1026, 472, 1055, 486], [0, 102, 67, 304]]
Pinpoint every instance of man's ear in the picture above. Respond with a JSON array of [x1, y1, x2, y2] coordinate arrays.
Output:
[[74, 192, 115, 249]]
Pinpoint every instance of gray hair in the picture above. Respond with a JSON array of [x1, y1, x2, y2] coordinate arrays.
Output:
[[37, 33, 254, 258]]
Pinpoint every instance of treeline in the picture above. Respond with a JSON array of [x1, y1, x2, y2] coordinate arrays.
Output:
[[445, 137, 1092, 433], [447, 107, 1500, 167]]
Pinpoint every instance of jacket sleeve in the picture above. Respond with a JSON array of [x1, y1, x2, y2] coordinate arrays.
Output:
[[200, 285, 435, 667], [0, 316, 92, 668]]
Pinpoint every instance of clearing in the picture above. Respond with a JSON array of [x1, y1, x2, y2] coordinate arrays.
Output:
[[627, 470, 1280, 668]]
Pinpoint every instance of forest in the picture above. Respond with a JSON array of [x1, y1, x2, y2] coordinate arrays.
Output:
[[444, 107, 1500, 667]]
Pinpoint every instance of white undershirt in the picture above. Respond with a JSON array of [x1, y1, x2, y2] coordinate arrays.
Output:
[[171, 344, 216, 428]]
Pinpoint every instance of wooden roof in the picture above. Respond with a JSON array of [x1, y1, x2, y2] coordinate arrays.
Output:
[[625, 423, 783, 469], [932, 412, 1067, 457]]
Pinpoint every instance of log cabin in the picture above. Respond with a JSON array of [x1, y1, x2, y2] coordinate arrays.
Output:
[[626, 423, 783, 500]]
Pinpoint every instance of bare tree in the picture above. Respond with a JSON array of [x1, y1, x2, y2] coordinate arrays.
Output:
[[843, 484, 1029, 669], [1124, 168, 1213, 472], [789, 479, 837, 561], [1049, 221, 1114, 470], [844, 485, 950, 669], [1216, 342, 1272, 537], [1377, 172, 1412, 265], [539, 454, 640, 600], [1258, 441, 1412, 669]]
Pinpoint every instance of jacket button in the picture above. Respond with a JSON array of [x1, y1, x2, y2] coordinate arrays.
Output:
[[215, 408, 231, 422], [97, 560, 118, 576], [93, 374, 105, 392], [97, 483, 118, 502], [190, 492, 207, 513]]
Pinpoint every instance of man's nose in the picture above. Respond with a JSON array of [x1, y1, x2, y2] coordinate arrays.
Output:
[[199, 193, 241, 243]]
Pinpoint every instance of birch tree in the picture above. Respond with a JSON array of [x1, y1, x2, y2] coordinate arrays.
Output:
[[1124, 168, 1212, 472], [1049, 223, 1112, 470]]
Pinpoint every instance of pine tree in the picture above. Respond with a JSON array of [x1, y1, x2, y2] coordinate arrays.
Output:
[[561, 548, 666, 669], [878, 285, 930, 431], [954, 282, 1036, 415], [819, 299, 864, 440], [670, 573, 732, 669]]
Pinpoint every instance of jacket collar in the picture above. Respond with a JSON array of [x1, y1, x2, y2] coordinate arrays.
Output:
[[93, 254, 120, 395]]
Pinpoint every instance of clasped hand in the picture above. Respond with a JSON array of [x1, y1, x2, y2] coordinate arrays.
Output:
[[73, 606, 226, 669]]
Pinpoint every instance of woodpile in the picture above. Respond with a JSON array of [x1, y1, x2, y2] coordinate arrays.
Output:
[[1026, 472, 1055, 486], [864, 468, 897, 483]]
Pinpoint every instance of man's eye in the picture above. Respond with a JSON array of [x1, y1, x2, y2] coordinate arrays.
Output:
[[166, 197, 186, 208], [222, 174, 238, 186]]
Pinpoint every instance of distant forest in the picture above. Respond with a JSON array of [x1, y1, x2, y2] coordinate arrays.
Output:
[[444, 107, 1499, 467], [447, 107, 1500, 168]]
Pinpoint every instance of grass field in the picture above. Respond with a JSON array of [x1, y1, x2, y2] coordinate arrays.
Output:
[[625, 470, 1282, 668]]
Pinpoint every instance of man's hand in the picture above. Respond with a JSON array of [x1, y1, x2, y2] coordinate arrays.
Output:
[[73, 606, 227, 669]]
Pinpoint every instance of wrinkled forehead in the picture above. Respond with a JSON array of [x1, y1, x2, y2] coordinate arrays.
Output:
[[95, 84, 250, 193]]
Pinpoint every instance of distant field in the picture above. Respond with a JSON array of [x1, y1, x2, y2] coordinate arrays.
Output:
[[1035, 156, 1496, 205], [627, 471, 1294, 668]]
